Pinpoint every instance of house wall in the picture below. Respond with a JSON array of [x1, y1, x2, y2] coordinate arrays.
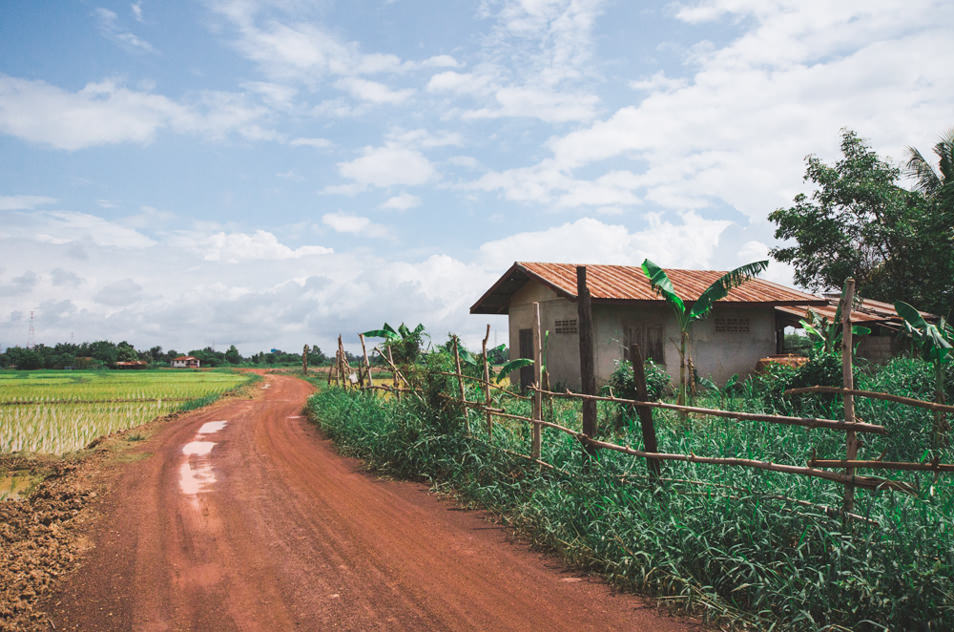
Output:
[[508, 280, 778, 388]]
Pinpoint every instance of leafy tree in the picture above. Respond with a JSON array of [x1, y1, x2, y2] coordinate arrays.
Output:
[[362, 323, 428, 366], [769, 128, 952, 316], [116, 341, 139, 362], [224, 344, 242, 365], [642, 258, 768, 410]]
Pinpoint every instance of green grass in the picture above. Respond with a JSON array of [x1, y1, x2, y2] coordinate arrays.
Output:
[[0, 369, 253, 454], [307, 355, 954, 631]]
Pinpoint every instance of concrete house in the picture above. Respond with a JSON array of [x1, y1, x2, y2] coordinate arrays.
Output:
[[171, 355, 201, 369], [470, 262, 827, 389]]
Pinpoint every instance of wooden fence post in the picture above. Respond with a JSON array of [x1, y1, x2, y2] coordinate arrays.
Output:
[[359, 334, 374, 389], [327, 347, 335, 386], [337, 335, 347, 389], [532, 302, 543, 460], [482, 324, 492, 436], [841, 278, 858, 516], [630, 343, 660, 480], [577, 266, 598, 455], [302, 344, 309, 375], [452, 336, 470, 436]]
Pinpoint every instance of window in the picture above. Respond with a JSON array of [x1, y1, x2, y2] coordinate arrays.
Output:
[[714, 317, 750, 333], [554, 318, 577, 334]]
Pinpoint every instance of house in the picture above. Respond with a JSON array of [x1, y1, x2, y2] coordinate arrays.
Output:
[[171, 355, 200, 369], [775, 295, 936, 362], [114, 360, 148, 369], [470, 262, 828, 389]]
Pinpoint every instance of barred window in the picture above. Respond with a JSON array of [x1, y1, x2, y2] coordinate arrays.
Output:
[[715, 317, 750, 333], [554, 319, 577, 334]]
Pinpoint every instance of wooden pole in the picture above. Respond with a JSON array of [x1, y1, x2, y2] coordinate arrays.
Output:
[[532, 302, 543, 460], [841, 278, 858, 515], [360, 334, 374, 388], [630, 343, 660, 480], [388, 345, 399, 398], [452, 336, 470, 436], [302, 344, 309, 375], [337, 335, 347, 389], [482, 324, 492, 436], [327, 348, 335, 386], [577, 266, 597, 453]]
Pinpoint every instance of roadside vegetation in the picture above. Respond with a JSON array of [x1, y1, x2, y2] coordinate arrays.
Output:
[[308, 326, 954, 631]]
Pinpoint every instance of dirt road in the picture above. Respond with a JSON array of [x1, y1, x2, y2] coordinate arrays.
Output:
[[48, 374, 694, 631]]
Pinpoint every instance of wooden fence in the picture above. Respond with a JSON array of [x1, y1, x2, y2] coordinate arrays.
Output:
[[326, 273, 952, 522]]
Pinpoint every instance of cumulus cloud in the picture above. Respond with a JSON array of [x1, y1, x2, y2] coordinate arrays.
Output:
[[337, 144, 436, 188], [321, 213, 389, 238], [380, 193, 420, 211], [0, 75, 270, 150], [477, 214, 732, 271], [334, 77, 413, 104], [0, 195, 56, 211], [196, 230, 333, 263], [94, 278, 143, 307]]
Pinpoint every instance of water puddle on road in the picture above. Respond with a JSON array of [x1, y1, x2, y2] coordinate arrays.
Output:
[[179, 420, 228, 497]]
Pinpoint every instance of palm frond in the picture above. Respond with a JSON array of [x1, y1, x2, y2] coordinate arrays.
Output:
[[688, 260, 768, 320], [641, 259, 685, 315]]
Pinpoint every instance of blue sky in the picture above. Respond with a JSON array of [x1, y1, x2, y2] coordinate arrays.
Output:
[[1, 0, 952, 355]]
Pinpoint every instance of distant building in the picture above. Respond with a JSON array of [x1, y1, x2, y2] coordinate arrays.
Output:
[[114, 361, 148, 370], [171, 355, 200, 369]]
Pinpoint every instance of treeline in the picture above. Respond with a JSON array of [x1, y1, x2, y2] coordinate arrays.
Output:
[[0, 341, 349, 370]]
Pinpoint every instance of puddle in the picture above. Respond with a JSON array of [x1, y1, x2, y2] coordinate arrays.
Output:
[[0, 471, 41, 501], [179, 420, 228, 496], [182, 441, 216, 457], [198, 421, 228, 434]]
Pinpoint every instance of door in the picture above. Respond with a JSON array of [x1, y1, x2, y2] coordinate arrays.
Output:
[[518, 328, 533, 391]]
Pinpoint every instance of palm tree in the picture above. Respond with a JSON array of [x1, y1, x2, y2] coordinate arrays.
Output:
[[641, 259, 769, 411], [906, 129, 954, 208]]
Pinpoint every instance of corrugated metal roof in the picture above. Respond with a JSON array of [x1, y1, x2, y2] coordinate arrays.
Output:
[[470, 262, 828, 314], [776, 296, 937, 328]]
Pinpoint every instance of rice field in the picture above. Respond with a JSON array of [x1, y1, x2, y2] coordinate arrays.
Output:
[[0, 370, 252, 454]]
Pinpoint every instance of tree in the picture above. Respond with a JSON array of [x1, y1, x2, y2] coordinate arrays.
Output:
[[641, 258, 768, 410], [224, 344, 242, 365], [769, 128, 952, 315]]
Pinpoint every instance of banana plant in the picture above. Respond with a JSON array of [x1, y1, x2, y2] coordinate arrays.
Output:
[[458, 344, 534, 384], [362, 322, 428, 365], [799, 306, 871, 354], [895, 301, 953, 448], [642, 258, 769, 410]]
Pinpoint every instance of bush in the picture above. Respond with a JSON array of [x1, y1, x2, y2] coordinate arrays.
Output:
[[604, 358, 669, 401]]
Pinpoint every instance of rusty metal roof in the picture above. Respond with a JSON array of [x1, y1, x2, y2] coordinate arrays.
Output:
[[776, 296, 937, 329], [470, 262, 828, 314]]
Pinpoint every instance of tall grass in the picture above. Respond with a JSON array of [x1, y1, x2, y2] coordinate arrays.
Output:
[[308, 354, 954, 631]]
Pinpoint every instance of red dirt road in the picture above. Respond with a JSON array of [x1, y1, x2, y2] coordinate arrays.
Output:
[[49, 374, 695, 631]]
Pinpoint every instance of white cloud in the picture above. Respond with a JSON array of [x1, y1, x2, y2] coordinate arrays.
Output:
[[94, 278, 143, 307], [289, 137, 332, 149], [197, 230, 333, 263], [380, 193, 420, 211], [94, 7, 156, 54], [477, 213, 732, 271], [131, 2, 143, 22], [334, 77, 413, 104], [0, 195, 56, 211], [321, 212, 389, 238], [0, 75, 271, 150], [426, 71, 492, 95], [473, 2, 954, 218], [338, 144, 436, 188], [386, 128, 462, 148], [422, 54, 460, 68], [0, 211, 156, 249], [464, 86, 598, 122]]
